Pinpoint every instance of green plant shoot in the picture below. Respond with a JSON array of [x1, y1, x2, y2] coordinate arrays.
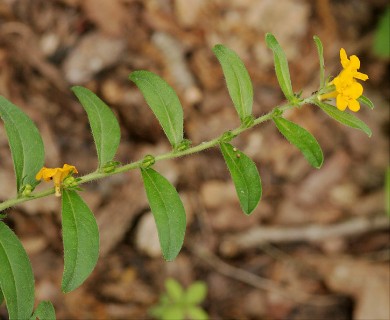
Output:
[[0, 33, 374, 318]]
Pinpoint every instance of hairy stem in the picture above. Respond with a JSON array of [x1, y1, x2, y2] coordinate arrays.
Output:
[[0, 96, 315, 212]]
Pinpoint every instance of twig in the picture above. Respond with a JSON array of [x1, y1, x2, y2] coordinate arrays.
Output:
[[190, 244, 337, 306], [220, 214, 389, 256]]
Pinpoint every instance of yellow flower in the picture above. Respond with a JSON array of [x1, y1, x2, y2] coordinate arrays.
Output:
[[36, 164, 78, 197], [319, 48, 368, 112], [335, 80, 363, 112], [339, 48, 369, 81]]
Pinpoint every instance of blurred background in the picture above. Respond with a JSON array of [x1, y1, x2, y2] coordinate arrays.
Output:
[[0, 0, 389, 319]]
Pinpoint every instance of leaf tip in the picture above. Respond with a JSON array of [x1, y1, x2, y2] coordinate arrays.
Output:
[[212, 44, 223, 52], [163, 256, 176, 262], [61, 284, 70, 294], [129, 70, 144, 82], [314, 161, 324, 170], [265, 33, 275, 44], [162, 247, 181, 262], [70, 85, 85, 96], [243, 207, 255, 216], [128, 72, 136, 81]]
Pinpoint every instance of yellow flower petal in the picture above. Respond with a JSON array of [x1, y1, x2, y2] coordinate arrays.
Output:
[[35, 164, 78, 196], [340, 48, 349, 69], [348, 99, 360, 112], [36, 167, 60, 182], [319, 90, 338, 100], [333, 71, 355, 91], [353, 71, 368, 81], [336, 95, 348, 111], [52, 172, 63, 186], [62, 164, 78, 174], [35, 167, 46, 181], [344, 82, 363, 99], [324, 48, 368, 113], [349, 55, 361, 70]]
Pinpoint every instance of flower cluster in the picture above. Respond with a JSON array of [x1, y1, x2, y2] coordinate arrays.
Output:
[[320, 48, 368, 112], [36, 164, 78, 196]]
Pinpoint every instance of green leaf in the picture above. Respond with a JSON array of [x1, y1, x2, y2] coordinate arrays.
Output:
[[160, 293, 170, 305], [316, 101, 372, 137], [72, 86, 121, 169], [273, 117, 324, 169], [162, 306, 185, 320], [0, 288, 4, 304], [185, 282, 207, 305], [30, 301, 56, 320], [61, 190, 99, 293], [313, 35, 325, 88], [141, 168, 186, 261], [0, 221, 35, 320], [212, 44, 253, 121], [358, 95, 375, 109], [220, 143, 262, 215], [265, 33, 294, 101], [129, 71, 184, 147], [149, 305, 165, 319], [165, 279, 184, 302], [186, 306, 209, 320], [0, 96, 45, 193], [374, 5, 390, 58]]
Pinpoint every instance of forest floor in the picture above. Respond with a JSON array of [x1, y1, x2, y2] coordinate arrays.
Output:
[[0, 0, 389, 319]]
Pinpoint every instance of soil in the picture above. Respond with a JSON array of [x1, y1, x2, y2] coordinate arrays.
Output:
[[0, 0, 389, 319]]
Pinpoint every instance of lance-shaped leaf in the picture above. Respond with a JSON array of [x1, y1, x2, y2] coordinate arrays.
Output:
[[61, 190, 99, 293], [30, 301, 56, 320], [0, 222, 35, 320], [141, 168, 186, 261], [220, 143, 262, 215], [313, 35, 325, 88], [265, 33, 294, 101], [72, 86, 121, 169], [358, 95, 375, 109], [213, 44, 253, 121], [316, 101, 372, 137], [274, 117, 324, 169], [0, 96, 45, 193], [130, 71, 184, 147]]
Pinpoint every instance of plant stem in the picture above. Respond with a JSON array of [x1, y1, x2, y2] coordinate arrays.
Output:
[[0, 97, 314, 212]]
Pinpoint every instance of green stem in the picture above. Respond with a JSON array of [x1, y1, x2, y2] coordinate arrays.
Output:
[[0, 97, 314, 212]]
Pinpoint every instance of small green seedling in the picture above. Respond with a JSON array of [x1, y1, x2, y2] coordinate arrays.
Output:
[[149, 278, 208, 320]]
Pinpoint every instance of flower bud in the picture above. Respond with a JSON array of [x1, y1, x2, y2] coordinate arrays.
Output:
[[174, 139, 192, 152], [142, 155, 156, 169], [242, 115, 254, 128], [102, 161, 121, 173], [20, 184, 33, 197], [220, 131, 236, 143]]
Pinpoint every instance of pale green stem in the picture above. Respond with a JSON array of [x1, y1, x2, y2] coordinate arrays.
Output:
[[0, 96, 315, 212]]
